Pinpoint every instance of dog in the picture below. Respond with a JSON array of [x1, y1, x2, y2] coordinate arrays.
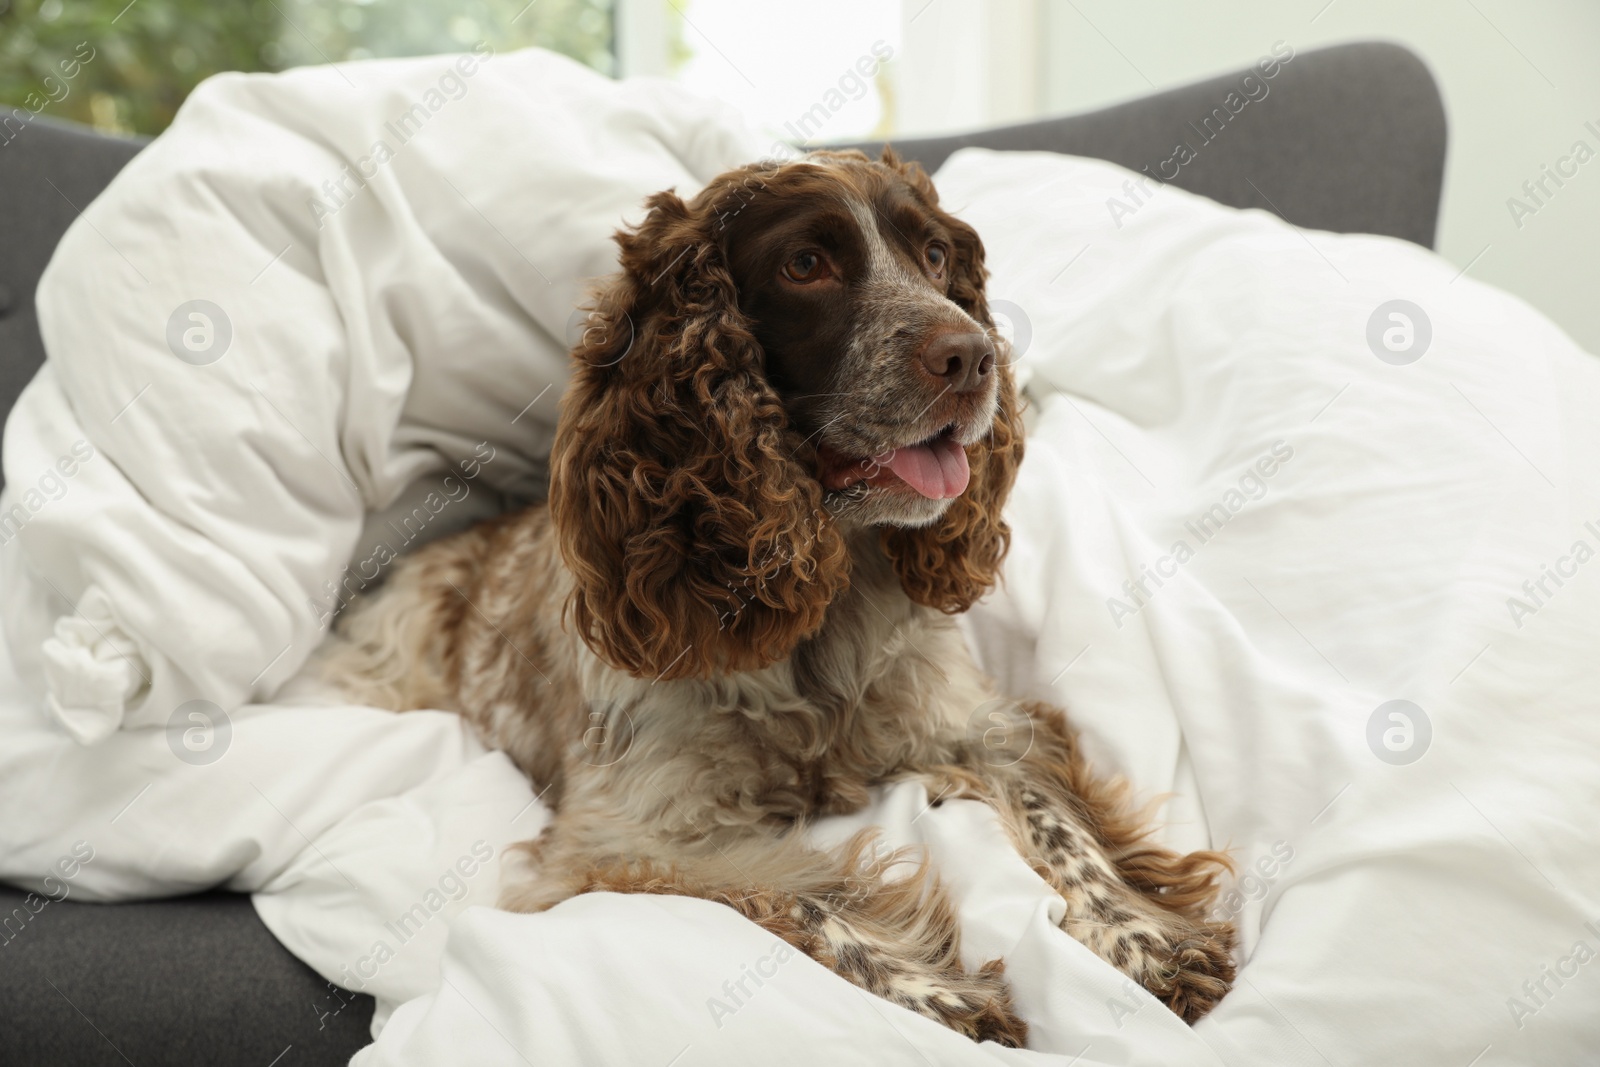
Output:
[[325, 148, 1235, 1046]]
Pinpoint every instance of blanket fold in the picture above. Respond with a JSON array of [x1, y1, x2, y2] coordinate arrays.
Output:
[[3, 47, 757, 737]]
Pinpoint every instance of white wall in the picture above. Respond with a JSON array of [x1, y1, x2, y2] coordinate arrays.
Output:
[[1034, 0, 1600, 354], [620, 0, 902, 144], [618, 0, 1041, 147], [896, 0, 1042, 134], [617, 0, 1599, 351]]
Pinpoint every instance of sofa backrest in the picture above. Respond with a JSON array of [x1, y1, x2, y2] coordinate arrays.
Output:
[[0, 42, 1446, 493]]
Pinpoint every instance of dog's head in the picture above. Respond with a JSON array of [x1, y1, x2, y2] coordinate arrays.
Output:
[[551, 149, 1024, 680]]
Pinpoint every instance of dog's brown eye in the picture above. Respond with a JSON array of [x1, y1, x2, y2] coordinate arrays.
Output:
[[783, 251, 829, 283], [926, 243, 948, 275]]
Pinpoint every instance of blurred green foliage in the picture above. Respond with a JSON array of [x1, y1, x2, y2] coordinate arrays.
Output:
[[0, 0, 613, 136]]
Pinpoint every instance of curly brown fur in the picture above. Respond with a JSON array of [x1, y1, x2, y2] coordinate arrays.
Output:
[[323, 148, 1235, 1045], [552, 184, 851, 682]]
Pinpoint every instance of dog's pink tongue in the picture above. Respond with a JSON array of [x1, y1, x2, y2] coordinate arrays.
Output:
[[882, 436, 970, 499]]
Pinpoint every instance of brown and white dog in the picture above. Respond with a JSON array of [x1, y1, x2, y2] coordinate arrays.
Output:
[[325, 149, 1235, 1045]]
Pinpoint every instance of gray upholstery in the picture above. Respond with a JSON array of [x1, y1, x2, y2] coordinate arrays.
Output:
[[841, 41, 1446, 249], [0, 887, 373, 1064], [0, 41, 1446, 1067]]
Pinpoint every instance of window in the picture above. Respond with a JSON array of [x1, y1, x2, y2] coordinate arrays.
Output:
[[0, 0, 614, 136], [1, 0, 1043, 143]]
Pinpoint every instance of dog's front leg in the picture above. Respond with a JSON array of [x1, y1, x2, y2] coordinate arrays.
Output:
[[917, 700, 1237, 1022], [500, 813, 1029, 1047]]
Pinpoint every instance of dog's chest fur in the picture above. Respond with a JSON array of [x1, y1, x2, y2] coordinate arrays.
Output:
[[563, 540, 996, 842], [331, 503, 999, 853]]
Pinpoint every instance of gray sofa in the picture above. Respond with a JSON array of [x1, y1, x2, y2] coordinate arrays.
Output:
[[0, 41, 1445, 1066]]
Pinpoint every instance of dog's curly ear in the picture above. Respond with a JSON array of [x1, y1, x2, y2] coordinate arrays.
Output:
[[550, 181, 851, 681], [878, 147, 1026, 613]]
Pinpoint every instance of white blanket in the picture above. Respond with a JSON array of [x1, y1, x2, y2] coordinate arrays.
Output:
[[3, 51, 1598, 1066], [0, 46, 752, 745]]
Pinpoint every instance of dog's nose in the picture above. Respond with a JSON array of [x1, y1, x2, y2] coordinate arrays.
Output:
[[919, 330, 994, 393]]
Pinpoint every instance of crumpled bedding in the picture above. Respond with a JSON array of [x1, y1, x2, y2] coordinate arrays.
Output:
[[2, 49, 1597, 1066], [0, 45, 751, 744]]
